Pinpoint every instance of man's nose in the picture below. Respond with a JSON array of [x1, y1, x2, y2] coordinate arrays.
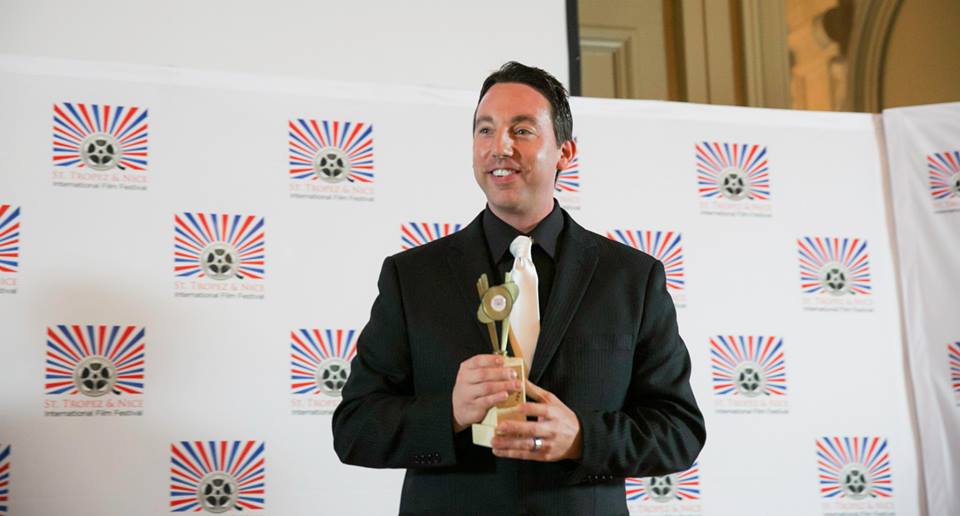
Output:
[[494, 129, 514, 158]]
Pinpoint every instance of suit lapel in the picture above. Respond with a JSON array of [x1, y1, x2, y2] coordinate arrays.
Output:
[[529, 214, 599, 384], [444, 213, 497, 355]]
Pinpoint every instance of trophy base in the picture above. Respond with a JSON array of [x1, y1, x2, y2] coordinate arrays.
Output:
[[472, 356, 525, 448]]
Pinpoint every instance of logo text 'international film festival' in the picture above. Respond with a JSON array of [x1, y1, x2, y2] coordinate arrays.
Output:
[[928, 150, 960, 212], [950, 342, 960, 404], [291, 328, 358, 398], [0, 444, 8, 516], [710, 335, 788, 415], [0, 205, 19, 296], [43, 325, 145, 417], [626, 462, 700, 513], [401, 222, 463, 250], [52, 102, 149, 191], [170, 441, 265, 513], [288, 119, 374, 201], [798, 236, 873, 312], [174, 213, 266, 300], [817, 437, 892, 500], [697, 141, 771, 217], [607, 230, 685, 307]]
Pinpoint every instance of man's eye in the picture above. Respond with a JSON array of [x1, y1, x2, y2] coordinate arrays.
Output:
[[515, 128, 532, 135], [477, 127, 491, 135]]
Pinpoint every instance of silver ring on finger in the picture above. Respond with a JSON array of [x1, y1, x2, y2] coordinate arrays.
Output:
[[531, 436, 543, 452]]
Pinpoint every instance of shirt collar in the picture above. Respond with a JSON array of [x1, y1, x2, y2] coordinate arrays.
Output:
[[482, 200, 564, 264]]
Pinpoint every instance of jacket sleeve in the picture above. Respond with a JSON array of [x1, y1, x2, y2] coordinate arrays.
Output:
[[331, 256, 460, 469], [570, 260, 706, 483]]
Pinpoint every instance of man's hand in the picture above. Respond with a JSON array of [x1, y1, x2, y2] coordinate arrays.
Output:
[[491, 380, 583, 461], [452, 354, 522, 433]]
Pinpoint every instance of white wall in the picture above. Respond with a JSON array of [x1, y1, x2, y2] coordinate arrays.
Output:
[[0, 0, 569, 90]]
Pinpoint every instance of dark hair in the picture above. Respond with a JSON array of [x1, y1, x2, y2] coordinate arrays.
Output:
[[476, 61, 573, 148]]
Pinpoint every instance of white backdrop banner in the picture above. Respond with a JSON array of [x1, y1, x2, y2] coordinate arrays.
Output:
[[883, 102, 960, 516], [0, 55, 921, 516]]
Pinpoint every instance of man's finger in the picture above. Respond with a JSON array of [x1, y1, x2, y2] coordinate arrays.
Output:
[[495, 420, 549, 438], [524, 379, 554, 402], [516, 402, 550, 418], [473, 379, 521, 397], [467, 366, 518, 384], [474, 390, 511, 409], [464, 354, 505, 369], [491, 434, 552, 452]]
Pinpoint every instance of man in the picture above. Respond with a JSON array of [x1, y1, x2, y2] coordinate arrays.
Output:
[[332, 62, 705, 515]]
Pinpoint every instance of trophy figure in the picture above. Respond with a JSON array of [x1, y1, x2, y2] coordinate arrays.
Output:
[[472, 272, 527, 447]]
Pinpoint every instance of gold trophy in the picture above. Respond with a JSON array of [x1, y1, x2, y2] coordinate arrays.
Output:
[[472, 272, 526, 447]]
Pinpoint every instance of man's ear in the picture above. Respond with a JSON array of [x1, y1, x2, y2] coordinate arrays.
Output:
[[555, 139, 577, 173]]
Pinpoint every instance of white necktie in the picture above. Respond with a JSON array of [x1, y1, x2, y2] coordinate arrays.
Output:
[[509, 235, 540, 372]]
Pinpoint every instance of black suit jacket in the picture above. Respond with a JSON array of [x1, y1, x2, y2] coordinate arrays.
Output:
[[332, 210, 705, 515]]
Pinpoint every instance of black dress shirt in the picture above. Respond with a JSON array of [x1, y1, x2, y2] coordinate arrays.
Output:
[[481, 200, 565, 318]]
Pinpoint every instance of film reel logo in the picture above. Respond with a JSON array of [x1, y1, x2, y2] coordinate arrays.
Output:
[[170, 441, 265, 513], [0, 205, 20, 274], [52, 102, 148, 172], [174, 213, 265, 281], [625, 462, 701, 503], [0, 443, 9, 516], [290, 329, 358, 397], [696, 142, 770, 201], [606, 230, 684, 292], [711, 336, 786, 397], [44, 325, 145, 397], [927, 150, 960, 200], [401, 222, 463, 250], [798, 237, 871, 296], [949, 342, 960, 399], [817, 437, 892, 500], [288, 119, 374, 184]]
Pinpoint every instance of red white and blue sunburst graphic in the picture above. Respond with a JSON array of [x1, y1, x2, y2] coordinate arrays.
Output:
[[817, 437, 892, 500], [290, 329, 357, 397], [927, 150, 960, 200], [0, 205, 20, 274], [0, 444, 8, 516], [401, 222, 462, 250], [625, 462, 700, 503], [174, 213, 265, 281], [606, 230, 684, 291], [288, 119, 374, 183], [52, 102, 148, 171], [949, 342, 960, 399], [798, 237, 870, 296], [170, 440, 265, 513], [555, 147, 580, 193], [711, 335, 786, 397], [696, 142, 769, 200], [44, 325, 145, 396]]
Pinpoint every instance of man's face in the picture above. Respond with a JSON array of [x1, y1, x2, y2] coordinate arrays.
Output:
[[473, 83, 574, 219]]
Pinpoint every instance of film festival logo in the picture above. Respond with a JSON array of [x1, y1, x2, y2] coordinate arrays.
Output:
[[173, 212, 266, 300], [288, 118, 374, 202], [51, 102, 149, 191], [817, 437, 894, 515], [554, 139, 581, 210], [290, 328, 358, 415], [711, 335, 788, 414], [625, 462, 701, 514], [43, 325, 145, 418], [950, 342, 960, 405], [928, 150, 960, 213], [0, 205, 19, 296], [0, 444, 8, 516], [798, 236, 873, 312], [607, 230, 686, 308], [401, 222, 463, 250], [170, 441, 265, 513], [697, 141, 771, 217]]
